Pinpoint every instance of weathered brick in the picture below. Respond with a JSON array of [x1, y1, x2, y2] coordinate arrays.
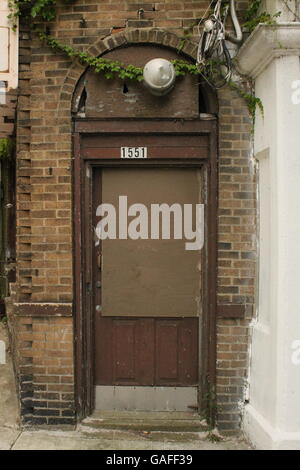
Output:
[[4, 0, 256, 433]]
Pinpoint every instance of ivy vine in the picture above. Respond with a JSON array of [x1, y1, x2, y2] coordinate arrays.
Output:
[[243, 0, 281, 33], [8, 0, 282, 32], [229, 80, 263, 123], [8, 0, 63, 30], [0, 138, 13, 160], [8, 0, 270, 122], [282, 0, 300, 21], [39, 31, 263, 122], [38, 31, 201, 81]]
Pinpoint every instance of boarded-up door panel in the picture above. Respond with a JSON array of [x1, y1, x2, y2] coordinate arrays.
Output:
[[94, 166, 202, 390], [100, 168, 202, 317]]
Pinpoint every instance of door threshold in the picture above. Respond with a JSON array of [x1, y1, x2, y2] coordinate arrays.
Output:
[[95, 386, 198, 412]]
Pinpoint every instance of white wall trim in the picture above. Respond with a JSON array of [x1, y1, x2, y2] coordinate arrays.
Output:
[[244, 404, 300, 450], [0, 0, 18, 89], [235, 24, 300, 79]]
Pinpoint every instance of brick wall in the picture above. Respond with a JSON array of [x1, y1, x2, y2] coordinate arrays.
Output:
[[0, 89, 17, 139], [216, 85, 255, 432], [6, 293, 75, 426], [8, 0, 256, 432]]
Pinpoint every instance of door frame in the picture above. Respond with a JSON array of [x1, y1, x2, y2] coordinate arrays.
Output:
[[73, 118, 218, 423]]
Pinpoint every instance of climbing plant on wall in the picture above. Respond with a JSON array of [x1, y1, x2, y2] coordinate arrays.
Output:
[[8, 0, 61, 30], [0, 138, 13, 160], [243, 0, 281, 33], [7, 0, 283, 120]]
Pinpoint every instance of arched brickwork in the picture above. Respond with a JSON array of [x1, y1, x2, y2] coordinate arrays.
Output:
[[57, 28, 217, 118]]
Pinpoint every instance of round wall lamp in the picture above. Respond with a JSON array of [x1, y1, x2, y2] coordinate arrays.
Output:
[[143, 58, 176, 96]]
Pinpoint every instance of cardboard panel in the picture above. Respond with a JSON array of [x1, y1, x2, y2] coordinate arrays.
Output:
[[99, 167, 203, 317]]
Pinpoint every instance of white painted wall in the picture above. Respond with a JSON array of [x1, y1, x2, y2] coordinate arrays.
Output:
[[0, 0, 18, 90], [236, 19, 300, 449], [246, 55, 300, 448], [262, 0, 300, 21], [0, 339, 5, 364]]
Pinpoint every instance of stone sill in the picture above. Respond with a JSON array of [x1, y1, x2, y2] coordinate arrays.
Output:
[[13, 303, 73, 317]]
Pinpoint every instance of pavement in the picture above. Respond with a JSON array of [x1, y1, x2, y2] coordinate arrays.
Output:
[[10, 430, 252, 450], [0, 320, 20, 450], [0, 321, 252, 451]]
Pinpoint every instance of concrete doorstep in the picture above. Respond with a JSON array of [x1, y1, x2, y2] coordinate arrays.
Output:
[[0, 322, 251, 450]]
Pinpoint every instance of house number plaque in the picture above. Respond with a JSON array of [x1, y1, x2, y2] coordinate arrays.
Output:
[[121, 147, 147, 159]]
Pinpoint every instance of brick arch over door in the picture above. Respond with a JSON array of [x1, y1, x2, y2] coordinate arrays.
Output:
[[57, 28, 218, 119]]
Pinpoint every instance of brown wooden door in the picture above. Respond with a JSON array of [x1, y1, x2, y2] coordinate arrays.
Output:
[[93, 166, 203, 411]]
